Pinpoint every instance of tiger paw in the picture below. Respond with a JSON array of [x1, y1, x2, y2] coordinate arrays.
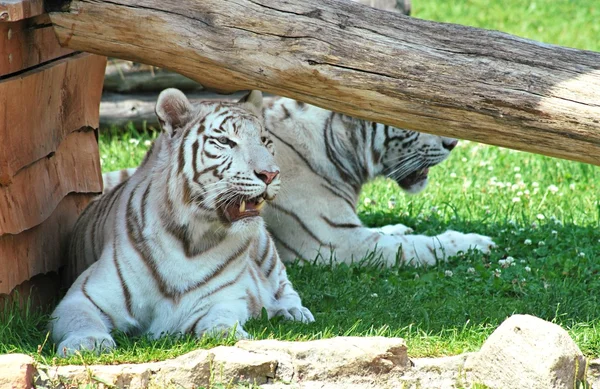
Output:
[[274, 305, 315, 323], [57, 332, 116, 357], [204, 322, 251, 340], [376, 224, 414, 236], [438, 230, 496, 257]]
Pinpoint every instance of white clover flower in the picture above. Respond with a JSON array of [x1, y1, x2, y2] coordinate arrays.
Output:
[[511, 262, 516, 267], [517, 191, 523, 196], [363, 197, 372, 206], [525, 266, 531, 272], [414, 273, 420, 280], [462, 157, 468, 162], [524, 190, 530, 195], [370, 293, 378, 298], [531, 222, 538, 229], [569, 183, 576, 190], [579, 252, 586, 258], [520, 259, 526, 264], [536, 214, 545, 220], [551, 230, 558, 235], [498, 259, 507, 266], [444, 270, 454, 277], [494, 269, 502, 277], [515, 173, 522, 179], [488, 166, 494, 171], [144, 140, 152, 147], [505, 256, 515, 264], [467, 267, 476, 274], [538, 241, 545, 246], [532, 182, 539, 188], [524, 239, 532, 245], [512, 197, 521, 203], [548, 185, 559, 193], [450, 172, 457, 178], [514, 167, 521, 172]]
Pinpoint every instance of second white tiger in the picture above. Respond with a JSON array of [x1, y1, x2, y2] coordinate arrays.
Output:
[[104, 96, 495, 268]]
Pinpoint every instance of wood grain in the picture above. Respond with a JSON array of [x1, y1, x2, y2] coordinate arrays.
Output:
[[0, 193, 93, 294], [49, 0, 600, 165], [0, 14, 73, 76], [0, 53, 106, 185], [0, 130, 102, 235], [0, 0, 44, 22]]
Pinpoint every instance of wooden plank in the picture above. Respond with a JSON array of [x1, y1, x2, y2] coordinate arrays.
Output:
[[0, 53, 106, 185], [49, 0, 600, 165], [0, 193, 93, 295], [0, 130, 102, 235], [0, 0, 44, 22], [0, 14, 73, 76]]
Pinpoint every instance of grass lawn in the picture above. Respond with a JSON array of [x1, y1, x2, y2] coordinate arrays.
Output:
[[1, 0, 599, 367]]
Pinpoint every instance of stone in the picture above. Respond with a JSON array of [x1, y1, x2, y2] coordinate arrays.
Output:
[[236, 336, 409, 381], [0, 353, 36, 389], [209, 346, 278, 385], [464, 314, 587, 389]]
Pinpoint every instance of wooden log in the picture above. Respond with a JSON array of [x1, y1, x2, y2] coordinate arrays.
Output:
[[99, 91, 245, 129], [0, 53, 106, 185], [0, 130, 102, 236], [0, 193, 92, 295], [48, 0, 600, 165], [104, 59, 203, 93]]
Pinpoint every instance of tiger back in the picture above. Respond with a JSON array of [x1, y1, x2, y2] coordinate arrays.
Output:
[[51, 89, 313, 356]]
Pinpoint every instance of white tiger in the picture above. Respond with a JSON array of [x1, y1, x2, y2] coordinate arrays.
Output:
[[104, 96, 495, 268], [51, 89, 314, 356]]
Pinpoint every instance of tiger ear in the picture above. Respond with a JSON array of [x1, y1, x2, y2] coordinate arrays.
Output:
[[155, 88, 193, 136], [239, 90, 263, 115]]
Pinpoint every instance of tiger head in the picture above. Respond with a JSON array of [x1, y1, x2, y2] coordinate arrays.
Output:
[[155, 88, 279, 227], [379, 126, 458, 194]]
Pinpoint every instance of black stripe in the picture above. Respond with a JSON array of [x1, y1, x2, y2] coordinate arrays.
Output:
[[269, 202, 326, 246], [321, 215, 361, 229], [113, 239, 134, 318], [82, 274, 116, 329], [272, 233, 307, 263]]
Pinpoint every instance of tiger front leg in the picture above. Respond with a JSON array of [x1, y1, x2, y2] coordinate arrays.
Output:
[[376, 230, 496, 267], [51, 289, 116, 357]]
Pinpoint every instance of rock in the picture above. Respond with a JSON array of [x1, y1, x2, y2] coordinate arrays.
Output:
[[0, 353, 36, 389], [209, 346, 278, 385], [464, 314, 587, 389], [236, 336, 409, 381]]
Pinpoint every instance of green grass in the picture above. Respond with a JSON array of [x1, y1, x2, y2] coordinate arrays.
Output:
[[1, 0, 599, 367]]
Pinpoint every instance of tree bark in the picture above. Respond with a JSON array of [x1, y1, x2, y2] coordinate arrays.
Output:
[[48, 0, 600, 165]]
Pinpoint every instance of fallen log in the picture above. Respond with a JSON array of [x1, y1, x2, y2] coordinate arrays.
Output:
[[104, 59, 203, 93], [48, 0, 600, 165], [99, 91, 245, 129]]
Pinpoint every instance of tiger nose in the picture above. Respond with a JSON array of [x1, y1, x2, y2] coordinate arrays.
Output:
[[255, 169, 279, 185], [443, 139, 458, 151]]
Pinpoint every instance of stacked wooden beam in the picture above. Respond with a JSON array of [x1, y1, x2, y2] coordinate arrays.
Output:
[[0, 1, 106, 306]]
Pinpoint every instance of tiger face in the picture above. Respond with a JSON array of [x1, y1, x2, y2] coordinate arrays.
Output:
[[156, 89, 279, 226], [380, 127, 458, 194]]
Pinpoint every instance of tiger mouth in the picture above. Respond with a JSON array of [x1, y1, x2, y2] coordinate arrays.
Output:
[[398, 168, 430, 188], [222, 195, 268, 222]]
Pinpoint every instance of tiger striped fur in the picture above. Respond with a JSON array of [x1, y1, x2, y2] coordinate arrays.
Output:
[[51, 89, 314, 356], [103, 96, 495, 268]]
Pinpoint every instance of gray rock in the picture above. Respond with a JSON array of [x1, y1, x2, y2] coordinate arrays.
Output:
[[464, 314, 587, 389]]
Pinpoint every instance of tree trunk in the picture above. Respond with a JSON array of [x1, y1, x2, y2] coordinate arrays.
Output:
[[48, 0, 600, 165]]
